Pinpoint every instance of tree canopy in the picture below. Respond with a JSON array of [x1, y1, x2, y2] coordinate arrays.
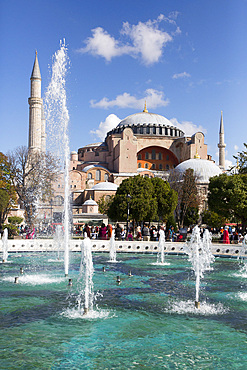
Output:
[[107, 175, 177, 224], [232, 143, 247, 174], [208, 173, 247, 228]]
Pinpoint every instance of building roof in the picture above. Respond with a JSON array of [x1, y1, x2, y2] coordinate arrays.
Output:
[[117, 111, 175, 128], [91, 182, 118, 191], [83, 199, 98, 206], [82, 164, 110, 172], [175, 159, 222, 183]]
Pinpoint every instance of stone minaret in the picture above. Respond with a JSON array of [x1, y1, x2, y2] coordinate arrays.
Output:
[[28, 51, 45, 153], [218, 111, 226, 170]]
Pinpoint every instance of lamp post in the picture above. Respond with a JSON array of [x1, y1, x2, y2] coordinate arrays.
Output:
[[126, 194, 131, 238]]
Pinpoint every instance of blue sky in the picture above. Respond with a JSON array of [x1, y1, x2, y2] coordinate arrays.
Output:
[[1, 0, 247, 168]]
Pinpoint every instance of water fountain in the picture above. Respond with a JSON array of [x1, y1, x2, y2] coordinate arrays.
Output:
[[77, 237, 94, 315], [2, 228, 8, 263], [45, 40, 71, 277], [156, 227, 166, 264], [53, 225, 63, 260], [186, 226, 215, 308], [109, 233, 117, 262]]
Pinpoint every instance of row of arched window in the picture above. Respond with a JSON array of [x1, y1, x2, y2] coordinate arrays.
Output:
[[87, 170, 109, 181], [138, 152, 169, 161], [138, 163, 170, 170]]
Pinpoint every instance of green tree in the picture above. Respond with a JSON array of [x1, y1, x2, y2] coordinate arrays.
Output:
[[208, 173, 247, 228], [97, 195, 114, 215], [151, 177, 177, 222], [232, 143, 247, 174], [0, 152, 17, 233], [202, 210, 226, 229], [108, 176, 157, 224]]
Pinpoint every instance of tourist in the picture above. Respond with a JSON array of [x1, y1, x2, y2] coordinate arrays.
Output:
[[223, 226, 230, 244], [136, 226, 142, 241], [107, 224, 113, 239], [127, 230, 133, 241], [98, 223, 107, 240], [115, 223, 122, 240], [142, 224, 150, 241], [83, 224, 91, 238]]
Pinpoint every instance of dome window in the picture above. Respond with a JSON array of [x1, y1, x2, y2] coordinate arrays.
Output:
[[146, 127, 150, 134], [104, 173, 109, 182], [152, 150, 156, 160], [158, 153, 162, 160], [153, 127, 156, 134], [159, 127, 162, 135]]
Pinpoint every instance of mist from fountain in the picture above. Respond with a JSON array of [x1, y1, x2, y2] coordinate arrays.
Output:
[[2, 228, 8, 263], [45, 40, 70, 276], [186, 226, 215, 307]]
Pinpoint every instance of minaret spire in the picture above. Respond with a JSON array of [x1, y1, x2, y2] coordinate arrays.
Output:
[[28, 51, 45, 153], [218, 111, 226, 170]]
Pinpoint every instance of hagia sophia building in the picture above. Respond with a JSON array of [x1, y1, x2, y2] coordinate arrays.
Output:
[[28, 53, 225, 226]]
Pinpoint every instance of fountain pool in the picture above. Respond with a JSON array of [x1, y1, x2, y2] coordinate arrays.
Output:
[[1, 252, 247, 368]]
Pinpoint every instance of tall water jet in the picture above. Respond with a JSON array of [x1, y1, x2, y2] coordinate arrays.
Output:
[[109, 233, 117, 262], [45, 40, 70, 276], [78, 237, 94, 315], [2, 228, 8, 263], [186, 226, 214, 308], [157, 227, 166, 264], [54, 225, 63, 260]]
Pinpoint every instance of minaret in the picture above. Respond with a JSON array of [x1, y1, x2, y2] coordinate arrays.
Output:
[[218, 111, 226, 170], [28, 51, 44, 153]]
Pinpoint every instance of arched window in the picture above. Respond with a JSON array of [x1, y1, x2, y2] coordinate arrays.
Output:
[[145, 152, 149, 160], [96, 170, 101, 181], [151, 163, 156, 169], [159, 127, 162, 135], [104, 173, 109, 182], [145, 163, 149, 169], [152, 150, 156, 160], [138, 163, 142, 168], [87, 172, 92, 179], [138, 154, 142, 160], [159, 164, 163, 170], [146, 127, 150, 134], [166, 164, 170, 170], [153, 127, 156, 134], [158, 152, 162, 160]]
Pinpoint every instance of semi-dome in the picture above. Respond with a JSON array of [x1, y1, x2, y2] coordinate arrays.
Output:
[[175, 159, 222, 183], [91, 182, 118, 191]]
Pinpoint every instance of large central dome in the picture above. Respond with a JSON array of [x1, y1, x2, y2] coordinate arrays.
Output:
[[117, 111, 174, 128], [106, 108, 184, 139]]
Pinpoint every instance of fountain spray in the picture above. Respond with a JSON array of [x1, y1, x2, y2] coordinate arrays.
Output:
[[45, 40, 70, 277], [109, 233, 117, 262], [157, 227, 166, 264], [2, 228, 8, 263], [186, 226, 214, 308], [78, 237, 94, 315]]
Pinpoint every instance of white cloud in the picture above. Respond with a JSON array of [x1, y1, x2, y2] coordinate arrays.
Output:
[[225, 159, 233, 170], [90, 89, 169, 110], [170, 118, 207, 136], [78, 14, 179, 65], [90, 114, 121, 141], [172, 72, 191, 79]]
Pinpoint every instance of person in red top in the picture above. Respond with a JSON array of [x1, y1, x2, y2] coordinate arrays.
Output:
[[223, 226, 230, 244]]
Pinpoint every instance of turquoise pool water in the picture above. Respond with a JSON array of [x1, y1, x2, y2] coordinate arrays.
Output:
[[1, 252, 247, 369]]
